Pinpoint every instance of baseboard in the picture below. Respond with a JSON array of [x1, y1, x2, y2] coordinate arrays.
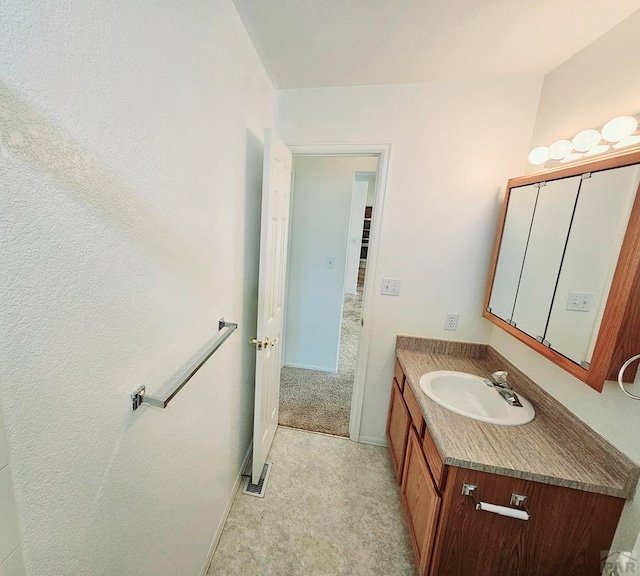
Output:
[[358, 435, 387, 447], [283, 362, 337, 373], [199, 442, 253, 576]]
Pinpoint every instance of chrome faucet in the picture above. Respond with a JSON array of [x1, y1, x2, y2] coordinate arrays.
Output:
[[484, 371, 523, 408]]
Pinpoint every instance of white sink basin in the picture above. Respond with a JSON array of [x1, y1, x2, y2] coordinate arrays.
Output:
[[419, 371, 535, 426]]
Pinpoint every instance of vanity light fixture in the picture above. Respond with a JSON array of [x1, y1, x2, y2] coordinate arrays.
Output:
[[572, 129, 601, 152], [549, 139, 572, 160], [528, 113, 640, 166], [560, 153, 584, 164], [528, 146, 550, 165], [613, 135, 640, 149], [602, 116, 638, 142], [584, 144, 610, 157]]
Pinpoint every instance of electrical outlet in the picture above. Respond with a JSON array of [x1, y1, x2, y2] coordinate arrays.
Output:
[[381, 278, 401, 296], [326, 256, 335, 269], [566, 291, 593, 311], [444, 313, 459, 331]]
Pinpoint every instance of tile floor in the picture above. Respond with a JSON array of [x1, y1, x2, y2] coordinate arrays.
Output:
[[207, 427, 416, 575]]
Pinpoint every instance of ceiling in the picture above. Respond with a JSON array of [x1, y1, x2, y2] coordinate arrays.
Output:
[[232, 0, 640, 89]]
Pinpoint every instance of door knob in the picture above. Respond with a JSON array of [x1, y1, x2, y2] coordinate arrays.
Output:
[[250, 337, 263, 350], [250, 337, 278, 350]]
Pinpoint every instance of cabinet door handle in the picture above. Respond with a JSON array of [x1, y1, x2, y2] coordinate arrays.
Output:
[[462, 483, 530, 521]]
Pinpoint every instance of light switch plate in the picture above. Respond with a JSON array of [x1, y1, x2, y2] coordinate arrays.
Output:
[[381, 278, 401, 296], [566, 292, 594, 312]]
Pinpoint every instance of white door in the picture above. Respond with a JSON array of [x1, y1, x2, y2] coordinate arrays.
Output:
[[251, 129, 292, 484]]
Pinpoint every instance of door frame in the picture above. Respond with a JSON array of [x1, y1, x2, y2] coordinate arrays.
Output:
[[286, 142, 391, 443], [344, 172, 376, 297]]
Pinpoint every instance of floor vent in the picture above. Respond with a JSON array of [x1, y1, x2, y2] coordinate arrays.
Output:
[[242, 461, 272, 498]]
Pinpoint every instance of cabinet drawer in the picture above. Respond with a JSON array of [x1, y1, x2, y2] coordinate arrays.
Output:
[[403, 382, 425, 437], [394, 359, 405, 392]]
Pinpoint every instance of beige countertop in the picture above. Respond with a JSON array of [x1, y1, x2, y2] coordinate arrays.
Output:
[[396, 336, 639, 499]]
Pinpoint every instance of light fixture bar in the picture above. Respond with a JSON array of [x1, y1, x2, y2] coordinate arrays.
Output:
[[528, 114, 640, 167]]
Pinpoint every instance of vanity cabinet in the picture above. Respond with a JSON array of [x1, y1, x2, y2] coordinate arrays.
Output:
[[387, 359, 440, 571], [386, 377, 410, 483], [402, 428, 440, 576], [431, 467, 624, 576], [387, 358, 627, 576], [485, 150, 640, 391]]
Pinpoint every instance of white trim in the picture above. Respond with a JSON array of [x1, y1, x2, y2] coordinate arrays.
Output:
[[288, 143, 388, 157], [281, 167, 297, 369], [354, 171, 377, 182], [199, 442, 253, 576], [358, 435, 388, 447], [287, 142, 392, 444]]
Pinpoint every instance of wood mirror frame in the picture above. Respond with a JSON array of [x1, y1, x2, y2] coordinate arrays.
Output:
[[484, 149, 640, 392]]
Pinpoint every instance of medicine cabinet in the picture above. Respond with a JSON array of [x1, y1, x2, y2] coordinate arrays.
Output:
[[484, 150, 640, 391]]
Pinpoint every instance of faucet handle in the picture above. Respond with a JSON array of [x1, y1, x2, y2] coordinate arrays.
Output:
[[492, 370, 508, 384]]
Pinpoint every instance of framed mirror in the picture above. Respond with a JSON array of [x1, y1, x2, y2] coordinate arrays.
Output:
[[509, 175, 580, 340], [484, 150, 640, 391], [545, 165, 639, 367], [487, 183, 537, 324]]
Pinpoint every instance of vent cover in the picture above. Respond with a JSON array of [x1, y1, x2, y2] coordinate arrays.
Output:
[[241, 461, 272, 498]]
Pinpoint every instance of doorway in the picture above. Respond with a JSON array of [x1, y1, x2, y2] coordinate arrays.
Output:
[[277, 148, 388, 439]]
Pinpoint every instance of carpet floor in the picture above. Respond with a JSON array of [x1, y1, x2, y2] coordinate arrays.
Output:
[[278, 279, 363, 437]]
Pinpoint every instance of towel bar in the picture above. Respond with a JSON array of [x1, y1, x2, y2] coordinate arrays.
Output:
[[462, 483, 530, 520], [131, 318, 238, 411], [618, 354, 640, 400]]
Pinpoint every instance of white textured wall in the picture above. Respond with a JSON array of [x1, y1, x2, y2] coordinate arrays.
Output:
[[285, 156, 377, 371], [0, 1, 273, 575], [0, 408, 26, 575], [276, 79, 542, 443], [492, 8, 640, 552]]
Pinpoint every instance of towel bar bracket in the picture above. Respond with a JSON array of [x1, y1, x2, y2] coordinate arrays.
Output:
[[131, 386, 146, 411]]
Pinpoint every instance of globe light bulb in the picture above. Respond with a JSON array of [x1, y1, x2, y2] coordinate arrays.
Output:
[[560, 153, 584, 164], [528, 146, 549, 165], [584, 144, 610, 157], [549, 140, 572, 160], [571, 129, 601, 152], [612, 135, 640, 149], [602, 116, 638, 142]]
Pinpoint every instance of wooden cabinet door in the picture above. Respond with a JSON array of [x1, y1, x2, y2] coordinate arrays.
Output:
[[401, 428, 441, 576], [386, 379, 410, 483], [430, 467, 625, 576]]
